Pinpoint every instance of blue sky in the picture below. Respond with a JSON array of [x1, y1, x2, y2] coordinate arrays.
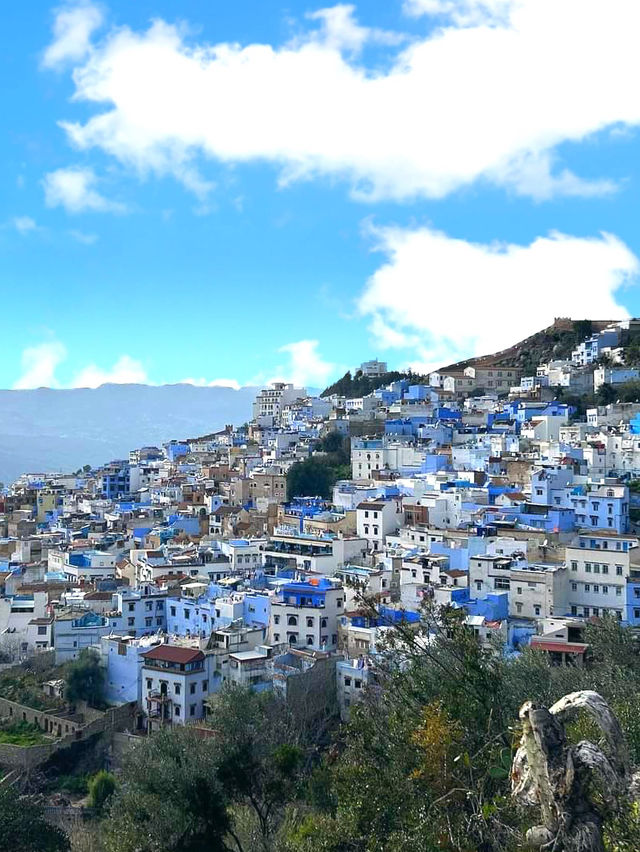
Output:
[[3, 0, 640, 390]]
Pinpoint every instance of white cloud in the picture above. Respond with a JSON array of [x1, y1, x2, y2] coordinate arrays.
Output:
[[43, 166, 125, 213], [181, 377, 242, 390], [42, 2, 104, 68], [271, 340, 338, 388], [359, 225, 639, 371], [12, 216, 38, 234], [404, 0, 516, 26], [13, 344, 148, 389], [44, 0, 640, 201], [68, 229, 99, 244], [306, 4, 404, 53], [13, 342, 67, 389], [72, 355, 148, 387]]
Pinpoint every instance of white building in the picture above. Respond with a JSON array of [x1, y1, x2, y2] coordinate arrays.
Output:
[[360, 360, 388, 378], [509, 563, 568, 620], [268, 577, 344, 652], [356, 500, 402, 548], [141, 644, 213, 730], [564, 532, 636, 620], [593, 366, 640, 392], [253, 383, 307, 427]]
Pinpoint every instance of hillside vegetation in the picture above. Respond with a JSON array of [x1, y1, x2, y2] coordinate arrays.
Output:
[[321, 369, 426, 398], [443, 318, 617, 374]]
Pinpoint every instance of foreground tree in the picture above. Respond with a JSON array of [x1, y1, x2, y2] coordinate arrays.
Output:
[[103, 686, 319, 852], [0, 786, 69, 852], [104, 727, 232, 852]]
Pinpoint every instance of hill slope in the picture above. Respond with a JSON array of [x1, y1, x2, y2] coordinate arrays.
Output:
[[442, 318, 618, 373], [0, 383, 257, 484]]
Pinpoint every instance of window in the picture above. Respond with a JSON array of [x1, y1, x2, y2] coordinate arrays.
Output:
[[616, 566, 623, 576], [616, 587, 623, 596], [571, 561, 578, 571], [344, 676, 351, 686], [146, 679, 152, 690], [571, 606, 577, 616], [274, 615, 280, 625], [145, 617, 152, 627], [37, 625, 47, 635], [306, 635, 314, 645], [190, 683, 196, 694], [585, 564, 592, 573], [534, 606, 541, 616], [602, 565, 609, 574], [602, 586, 609, 595], [184, 609, 190, 619], [128, 602, 135, 612], [585, 584, 590, 592], [128, 617, 135, 626], [174, 706, 180, 717], [306, 617, 314, 627], [583, 607, 590, 617], [593, 564, 600, 574], [571, 583, 577, 592], [170, 606, 176, 617], [515, 602, 522, 613], [202, 680, 208, 692], [593, 585, 599, 593], [635, 609, 640, 620], [175, 684, 181, 695], [354, 680, 362, 689], [475, 580, 482, 591], [337, 598, 343, 608], [190, 704, 196, 717], [273, 633, 280, 642]]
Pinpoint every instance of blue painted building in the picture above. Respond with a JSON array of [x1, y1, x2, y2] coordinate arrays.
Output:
[[97, 460, 131, 499], [164, 441, 190, 462]]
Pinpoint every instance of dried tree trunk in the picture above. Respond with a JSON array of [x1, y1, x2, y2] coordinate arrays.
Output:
[[511, 690, 630, 852]]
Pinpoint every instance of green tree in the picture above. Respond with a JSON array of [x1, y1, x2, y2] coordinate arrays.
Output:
[[0, 786, 69, 852], [88, 770, 116, 814], [284, 607, 640, 852], [209, 686, 306, 851], [317, 431, 348, 457], [573, 319, 593, 341], [619, 380, 640, 402], [287, 432, 352, 499], [597, 382, 617, 405], [104, 727, 232, 852], [65, 649, 105, 708], [287, 457, 335, 499]]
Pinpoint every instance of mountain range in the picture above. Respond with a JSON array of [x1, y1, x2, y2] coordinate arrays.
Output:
[[0, 383, 258, 484]]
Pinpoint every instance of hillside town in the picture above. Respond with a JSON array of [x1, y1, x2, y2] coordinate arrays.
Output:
[[2, 318, 640, 746]]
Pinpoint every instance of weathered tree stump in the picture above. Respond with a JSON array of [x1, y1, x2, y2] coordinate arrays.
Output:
[[511, 690, 630, 851]]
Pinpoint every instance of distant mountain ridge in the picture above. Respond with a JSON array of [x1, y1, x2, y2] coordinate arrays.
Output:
[[0, 383, 258, 484]]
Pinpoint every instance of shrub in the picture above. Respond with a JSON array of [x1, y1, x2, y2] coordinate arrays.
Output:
[[88, 770, 116, 813]]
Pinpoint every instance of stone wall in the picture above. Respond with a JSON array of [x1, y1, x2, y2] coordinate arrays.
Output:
[[0, 698, 138, 770]]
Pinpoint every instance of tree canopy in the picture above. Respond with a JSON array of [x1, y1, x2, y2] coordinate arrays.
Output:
[[80, 613, 640, 852], [287, 432, 351, 500], [0, 786, 69, 852], [65, 648, 105, 708]]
